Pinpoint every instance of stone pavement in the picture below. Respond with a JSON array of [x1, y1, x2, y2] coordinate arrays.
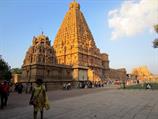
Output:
[[0, 89, 158, 119]]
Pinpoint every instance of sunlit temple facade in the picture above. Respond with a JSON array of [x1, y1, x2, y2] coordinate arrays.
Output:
[[22, 1, 126, 88]]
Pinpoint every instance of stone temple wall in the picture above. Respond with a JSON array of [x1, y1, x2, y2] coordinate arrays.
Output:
[[105, 68, 127, 81]]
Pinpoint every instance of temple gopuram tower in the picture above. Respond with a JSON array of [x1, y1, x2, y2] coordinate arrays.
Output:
[[22, 33, 55, 81], [23, 33, 54, 66], [22, 1, 126, 88], [53, 1, 109, 82]]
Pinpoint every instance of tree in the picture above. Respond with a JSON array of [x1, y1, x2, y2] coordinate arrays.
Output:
[[153, 24, 158, 48], [153, 38, 158, 48], [11, 68, 22, 74], [154, 24, 158, 33], [0, 55, 12, 82], [132, 66, 153, 81]]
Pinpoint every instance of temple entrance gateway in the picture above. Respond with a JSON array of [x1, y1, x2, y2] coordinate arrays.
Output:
[[78, 69, 88, 81]]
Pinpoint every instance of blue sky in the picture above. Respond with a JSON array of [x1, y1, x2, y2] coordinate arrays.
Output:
[[0, 0, 157, 74]]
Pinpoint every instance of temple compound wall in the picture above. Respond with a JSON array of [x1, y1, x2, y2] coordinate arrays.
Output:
[[22, 1, 126, 89], [105, 68, 127, 80]]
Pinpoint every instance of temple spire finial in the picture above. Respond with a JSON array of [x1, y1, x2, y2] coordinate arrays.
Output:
[[73, 0, 78, 3], [69, 0, 80, 10]]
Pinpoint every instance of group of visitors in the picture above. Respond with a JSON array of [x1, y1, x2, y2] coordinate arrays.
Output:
[[14, 83, 24, 94], [93, 82, 104, 88], [63, 83, 71, 90], [0, 79, 50, 119], [79, 81, 104, 88], [79, 81, 91, 88]]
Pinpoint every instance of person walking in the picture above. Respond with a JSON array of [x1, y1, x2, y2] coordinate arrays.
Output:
[[29, 79, 50, 119], [17, 83, 23, 94], [0, 80, 10, 109]]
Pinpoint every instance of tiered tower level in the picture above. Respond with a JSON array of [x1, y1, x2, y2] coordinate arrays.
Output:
[[53, 1, 109, 81]]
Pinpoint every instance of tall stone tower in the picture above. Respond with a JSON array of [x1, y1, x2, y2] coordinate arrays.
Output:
[[53, 1, 109, 81]]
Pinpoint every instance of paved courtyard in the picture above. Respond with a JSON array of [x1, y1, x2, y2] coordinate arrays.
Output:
[[0, 88, 158, 119]]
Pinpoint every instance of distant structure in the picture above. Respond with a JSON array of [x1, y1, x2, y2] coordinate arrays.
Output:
[[22, 1, 126, 89], [12, 74, 21, 83]]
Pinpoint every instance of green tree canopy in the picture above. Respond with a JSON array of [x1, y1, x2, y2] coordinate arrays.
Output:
[[11, 68, 22, 74], [154, 24, 158, 33], [0, 55, 12, 82], [153, 24, 158, 48], [153, 38, 158, 48]]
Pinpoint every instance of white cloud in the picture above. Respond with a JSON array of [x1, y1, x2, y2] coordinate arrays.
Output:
[[108, 0, 158, 40]]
